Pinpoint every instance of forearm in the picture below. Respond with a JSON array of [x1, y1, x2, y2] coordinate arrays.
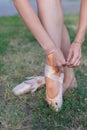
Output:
[[14, 0, 55, 54], [75, 0, 87, 44]]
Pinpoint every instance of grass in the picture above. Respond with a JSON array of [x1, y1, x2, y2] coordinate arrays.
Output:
[[0, 15, 87, 130]]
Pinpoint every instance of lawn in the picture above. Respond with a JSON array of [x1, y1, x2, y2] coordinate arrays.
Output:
[[0, 15, 87, 130]]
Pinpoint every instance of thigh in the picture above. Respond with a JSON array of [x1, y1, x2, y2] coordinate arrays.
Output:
[[37, 0, 64, 48]]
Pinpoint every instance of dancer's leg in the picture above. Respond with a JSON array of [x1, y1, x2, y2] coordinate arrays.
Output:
[[37, 0, 64, 99], [37, 0, 63, 48], [37, 0, 77, 97], [61, 26, 78, 93]]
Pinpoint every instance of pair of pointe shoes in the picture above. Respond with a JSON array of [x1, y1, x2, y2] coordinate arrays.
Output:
[[12, 64, 77, 112]]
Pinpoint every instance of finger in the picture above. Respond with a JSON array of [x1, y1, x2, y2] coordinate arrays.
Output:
[[73, 56, 81, 66], [67, 61, 76, 67], [72, 61, 80, 67], [70, 53, 79, 65], [67, 64, 75, 68], [56, 56, 66, 67], [59, 52, 66, 65], [67, 49, 73, 64], [67, 54, 81, 68], [77, 60, 81, 66], [69, 58, 81, 68]]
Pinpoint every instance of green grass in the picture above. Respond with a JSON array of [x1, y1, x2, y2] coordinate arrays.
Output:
[[0, 15, 87, 130]]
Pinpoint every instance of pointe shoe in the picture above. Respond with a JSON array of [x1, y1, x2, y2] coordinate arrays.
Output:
[[12, 76, 45, 96], [45, 64, 64, 111]]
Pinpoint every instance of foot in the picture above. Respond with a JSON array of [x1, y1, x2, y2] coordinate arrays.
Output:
[[45, 64, 64, 111], [63, 67, 78, 94]]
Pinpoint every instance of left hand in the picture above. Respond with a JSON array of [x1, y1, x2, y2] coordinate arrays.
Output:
[[66, 42, 82, 67]]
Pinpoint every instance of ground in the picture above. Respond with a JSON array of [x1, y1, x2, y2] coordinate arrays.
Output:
[[0, 15, 87, 130]]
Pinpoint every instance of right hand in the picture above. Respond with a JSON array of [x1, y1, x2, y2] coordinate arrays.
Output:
[[66, 42, 82, 67], [47, 48, 66, 67]]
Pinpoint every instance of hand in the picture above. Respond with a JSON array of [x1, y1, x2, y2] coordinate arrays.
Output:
[[47, 48, 66, 67], [67, 42, 82, 67]]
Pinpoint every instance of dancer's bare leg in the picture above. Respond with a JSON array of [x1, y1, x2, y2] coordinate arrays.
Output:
[[37, 0, 77, 97], [61, 26, 78, 93], [37, 0, 64, 98]]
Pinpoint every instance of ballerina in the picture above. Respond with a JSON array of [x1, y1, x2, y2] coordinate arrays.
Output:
[[12, 0, 87, 111]]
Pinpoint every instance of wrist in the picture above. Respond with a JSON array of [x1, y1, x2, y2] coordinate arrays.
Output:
[[47, 49, 55, 55], [75, 30, 85, 45], [73, 39, 84, 46], [74, 34, 84, 46]]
